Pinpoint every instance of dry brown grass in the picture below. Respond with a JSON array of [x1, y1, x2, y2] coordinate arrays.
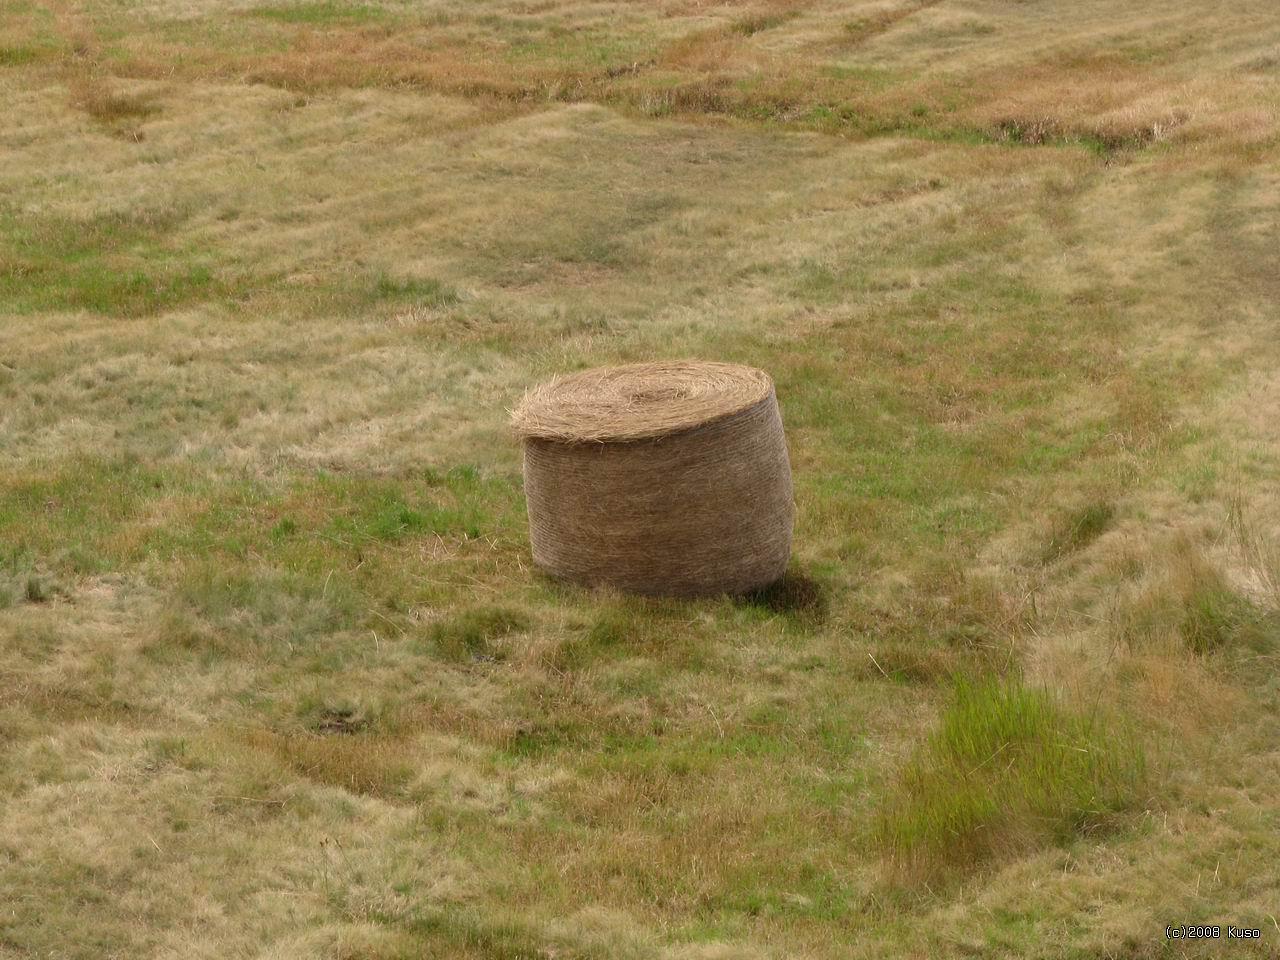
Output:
[[35, 0, 1268, 156], [1, 0, 1279, 956], [838, 0, 943, 49], [239, 727, 415, 798]]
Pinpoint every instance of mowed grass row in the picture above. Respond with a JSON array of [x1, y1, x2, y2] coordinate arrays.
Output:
[[2, 336, 1274, 956], [2, 0, 1280, 956], [6, 0, 1277, 156]]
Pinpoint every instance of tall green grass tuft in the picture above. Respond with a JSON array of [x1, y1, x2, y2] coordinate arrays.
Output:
[[877, 675, 1145, 881]]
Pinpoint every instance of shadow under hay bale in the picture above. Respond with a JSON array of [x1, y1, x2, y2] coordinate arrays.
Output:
[[741, 570, 829, 625], [512, 360, 794, 598]]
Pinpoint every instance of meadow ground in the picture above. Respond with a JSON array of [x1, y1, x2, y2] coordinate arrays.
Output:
[[1, 0, 1279, 957]]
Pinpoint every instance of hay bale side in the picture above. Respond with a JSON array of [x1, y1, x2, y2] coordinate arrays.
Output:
[[516, 362, 793, 598]]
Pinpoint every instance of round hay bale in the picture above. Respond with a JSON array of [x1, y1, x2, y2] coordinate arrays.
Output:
[[512, 360, 793, 598]]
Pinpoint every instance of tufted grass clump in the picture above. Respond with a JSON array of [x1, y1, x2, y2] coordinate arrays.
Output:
[[1111, 537, 1275, 657], [426, 606, 528, 662], [877, 675, 1145, 882], [1039, 500, 1115, 564]]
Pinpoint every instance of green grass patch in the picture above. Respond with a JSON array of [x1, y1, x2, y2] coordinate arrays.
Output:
[[0, 549, 64, 609], [0, 43, 45, 66], [0, 458, 176, 564], [877, 675, 1145, 881], [0, 459, 519, 633], [371, 273, 460, 307], [0, 208, 220, 317], [177, 567, 364, 649], [425, 606, 527, 662], [248, 1, 390, 26], [1166, 565, 1278, 658], [326, 488, 486, 543], [1177, 580, 1258, 655]]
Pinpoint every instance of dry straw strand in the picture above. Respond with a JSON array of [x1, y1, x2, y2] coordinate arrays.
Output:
[[513, 360, 793, 598]]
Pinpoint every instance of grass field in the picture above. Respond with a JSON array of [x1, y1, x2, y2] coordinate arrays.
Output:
[[2, 0, 1280, 956]]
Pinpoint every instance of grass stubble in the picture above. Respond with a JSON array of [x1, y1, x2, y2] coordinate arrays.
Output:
[[1, 0, 1279, 957]]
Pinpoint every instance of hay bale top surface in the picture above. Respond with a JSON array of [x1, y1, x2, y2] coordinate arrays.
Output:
[[511, 360, 774, 443]]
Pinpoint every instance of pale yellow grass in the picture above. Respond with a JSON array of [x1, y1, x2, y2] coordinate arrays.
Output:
[[1, 0, 1280, 956]]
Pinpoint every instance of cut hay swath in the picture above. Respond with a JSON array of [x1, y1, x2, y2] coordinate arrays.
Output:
[[512, 360, 794, 598]]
